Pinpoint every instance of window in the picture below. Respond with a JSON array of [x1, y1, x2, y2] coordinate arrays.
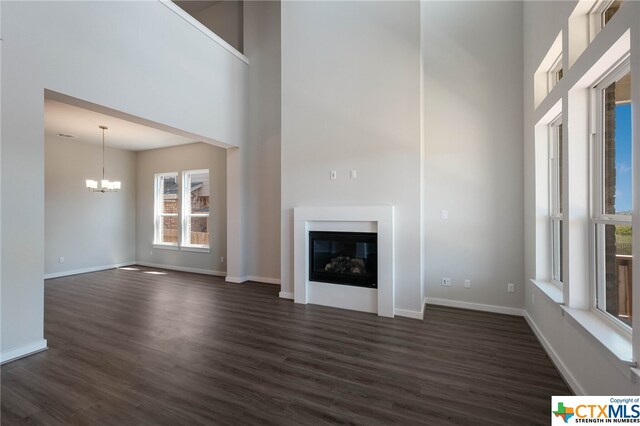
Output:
[[589, 0, 624, 40], [602, 0, 623, 25], [592, 59, 632, 328], [154, 172, 179, 246], [550, 116, 564, 285], [533, 1, 636, 374], [534, 31, 562, 108], [182, 169, 210, 248], [549, 54, 563, 92]]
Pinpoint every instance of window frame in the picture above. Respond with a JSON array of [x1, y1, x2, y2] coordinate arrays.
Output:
[[588, 0, 623, 41], [154, 172, 179, 248], [549, 114, 564, 287], [548, 53, 563, 93], [181, 169, 210, 250], [590, 56, 632, 333]]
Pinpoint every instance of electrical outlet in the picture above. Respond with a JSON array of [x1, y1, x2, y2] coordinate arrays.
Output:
[[350, 170, 357, 179], [59, 257, 65, 263], [441, 210, 448, 220], [330, 170, 337, 180], [464, 279, 471, 288], [220, 256, 225, 263], [441, 277, 451, 287], [507, 283, 515, 293]]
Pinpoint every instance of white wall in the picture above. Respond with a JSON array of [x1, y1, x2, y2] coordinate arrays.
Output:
[[422, 1, 524, 311], [281, 1, 423, 312], [136, 143, 227, 274], [242, 1, 281, 283], [1, 1, 247, 361], [194, 1, 243, 53], [45, 137, 136, 277], [523, 0, 640, 394]]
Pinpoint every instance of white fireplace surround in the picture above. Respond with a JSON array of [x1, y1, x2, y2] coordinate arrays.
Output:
[[293, 206, 395, 317]]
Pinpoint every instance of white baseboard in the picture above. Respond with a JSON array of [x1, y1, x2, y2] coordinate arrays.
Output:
[[425, 297, 524, 317], [1, 339, 48, 364], [394, 297, 426, 319], [394, 308, 423, 319], [136, 261, 225, 277], [246, 276, 281, 285], [136, 266, 276, 284], [45, 262, 136, 279], [226, 276, 282, 285], [279, 292, 294, 299], [523, 311, 584, 395]]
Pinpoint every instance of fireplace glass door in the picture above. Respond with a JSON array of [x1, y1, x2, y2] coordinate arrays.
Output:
[[309, 231, 377, 288]]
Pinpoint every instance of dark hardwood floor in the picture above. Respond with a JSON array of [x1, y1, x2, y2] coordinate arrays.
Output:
[[1, 266, 570, 425]]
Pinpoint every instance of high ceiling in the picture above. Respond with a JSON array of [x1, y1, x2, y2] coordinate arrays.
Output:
[[44, 99, 199, 152]]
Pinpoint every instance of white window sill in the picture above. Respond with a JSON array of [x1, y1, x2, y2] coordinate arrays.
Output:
[[152, 244, 210, 253], [181, 246, 210, 253], [561, 306, 633, 366], [153, 244, 179, 251], [530, 279, 564, 303], [530, 278, 635, 380]]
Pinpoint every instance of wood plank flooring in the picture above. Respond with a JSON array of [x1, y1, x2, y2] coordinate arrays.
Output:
[[1, 266, 571, 425]]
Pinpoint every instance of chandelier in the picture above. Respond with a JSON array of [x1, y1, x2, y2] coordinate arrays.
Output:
[[86, 125, 121, 192]]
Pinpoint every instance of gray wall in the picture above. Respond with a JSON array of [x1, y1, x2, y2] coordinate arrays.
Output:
[[136, 143, 227, 274], [422, 1, 525, 310], [281, 1, 423, 312], [242, 0, 281, 282], [1, 0, 246, 360], [45, 136, 136, 277]]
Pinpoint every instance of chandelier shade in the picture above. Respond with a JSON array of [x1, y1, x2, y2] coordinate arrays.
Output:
[[86, 125, 121, 193]]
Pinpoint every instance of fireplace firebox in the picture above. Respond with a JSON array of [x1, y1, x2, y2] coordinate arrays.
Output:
[[309, 231, 377, 288]]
